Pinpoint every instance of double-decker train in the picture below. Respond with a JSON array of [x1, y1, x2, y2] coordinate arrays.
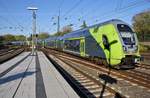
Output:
[[43, 19, 141, 69]]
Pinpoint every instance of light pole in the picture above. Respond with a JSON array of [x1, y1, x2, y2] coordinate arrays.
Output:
[[57, 9, 60, 34], [27, 7, 38, 54]]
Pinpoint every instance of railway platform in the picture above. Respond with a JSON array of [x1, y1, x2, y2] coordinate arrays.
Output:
[[0, 51, 79, 98]]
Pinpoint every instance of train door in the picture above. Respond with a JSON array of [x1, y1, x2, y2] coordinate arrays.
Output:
[[80, 38, 85, 57]]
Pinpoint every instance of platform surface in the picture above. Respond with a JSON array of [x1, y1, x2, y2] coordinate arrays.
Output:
[[0, 51, 79, 98]]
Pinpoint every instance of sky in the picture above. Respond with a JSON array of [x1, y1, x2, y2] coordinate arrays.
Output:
[[0, 0, 150, 36]]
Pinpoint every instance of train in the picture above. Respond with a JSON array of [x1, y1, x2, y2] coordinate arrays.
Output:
[[43, 19, 141, 69]]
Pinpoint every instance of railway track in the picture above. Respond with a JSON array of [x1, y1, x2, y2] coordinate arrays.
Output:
[[0, 48, 24, 64], [57, 51, 150, 88], [0, 46, 22, 54], [140, 52, 150, 65], [0, 48, 15, 56], [137, 63, 150, 69], [56, 52, 150, 88], [141, 52, 150, 58], [42, 48, 150, 98], [43, 49, 124, 98]]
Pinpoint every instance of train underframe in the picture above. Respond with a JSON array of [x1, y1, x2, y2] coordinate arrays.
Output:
[[45, 47, 141, 69], [114, 55, 141, 69], [89, 55, 141, 69]]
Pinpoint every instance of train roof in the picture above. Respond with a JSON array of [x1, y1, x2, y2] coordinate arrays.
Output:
[[61, 29, 89, 39], [45, 36, 57, 41], [88, 19, 123, 28], [45, 19, 128, 41], [62, 19, 126, 39]]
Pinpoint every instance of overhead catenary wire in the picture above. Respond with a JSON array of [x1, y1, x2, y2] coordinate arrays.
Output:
[[62, 0, 83, 18], [0, 16, 16, 26], [88, 0, 143, 20], [85, 0, 149, 26], [61, 0, 149, 31], [62, 0, 116, 29], [80, 0, 105, 21], [46, 0, 65, 34], [115, 0, 122, 11], [55, 0, 86, 32], [0, 1, 30, 34]]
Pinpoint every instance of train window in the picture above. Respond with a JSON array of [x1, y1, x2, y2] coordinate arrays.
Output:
[[64, 39, 80, 52], [117, 24, 133, 32], [122, 37, 135, 45]]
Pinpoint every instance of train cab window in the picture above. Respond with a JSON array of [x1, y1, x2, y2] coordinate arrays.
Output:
[[117, 24, 135, 45], [122, 37, 132, 45]]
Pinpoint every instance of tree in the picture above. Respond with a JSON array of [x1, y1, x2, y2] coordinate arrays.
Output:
[[132, 10, 150, 41], [53, 25, 73, 36], [15, 35, 26, 41], [0, 36, 4, 42], [38, 32, 50, 40], [80, 20, 87, 29], [3, 34, 16, 42], [62, 25, 73, 35], [53, 31, 63, 36]]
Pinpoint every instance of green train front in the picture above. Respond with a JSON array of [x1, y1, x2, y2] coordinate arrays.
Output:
[[47, 19, 140, 68]]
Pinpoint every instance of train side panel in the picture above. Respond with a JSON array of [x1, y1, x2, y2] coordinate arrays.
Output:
[[84, 34, 106, 58]]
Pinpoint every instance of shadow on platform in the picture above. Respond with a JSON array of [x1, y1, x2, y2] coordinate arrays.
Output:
[[0, 71, 35, 85], [98, 69, 122, 98]]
